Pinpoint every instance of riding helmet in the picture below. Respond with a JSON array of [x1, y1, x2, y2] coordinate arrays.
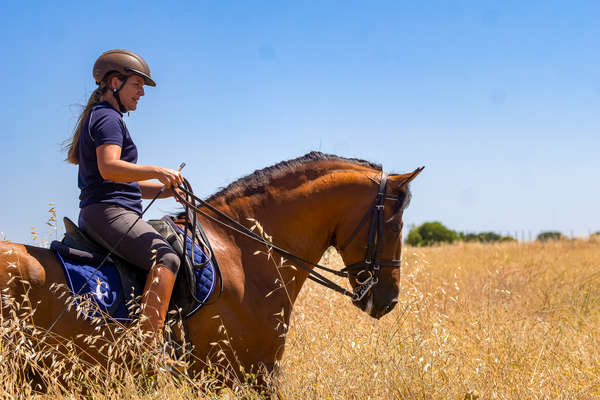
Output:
[[92, 49, 156, 87]]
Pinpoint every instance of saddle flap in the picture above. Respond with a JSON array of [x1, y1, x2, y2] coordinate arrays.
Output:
[[147, 217, 184, 254]]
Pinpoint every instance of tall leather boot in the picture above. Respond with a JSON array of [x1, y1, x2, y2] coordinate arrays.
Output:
[[139, 264, 186, 371]]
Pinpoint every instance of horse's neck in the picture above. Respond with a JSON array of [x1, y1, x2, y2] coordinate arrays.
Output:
[[217, 169, 358, 257], [209, 165, 372, 303]]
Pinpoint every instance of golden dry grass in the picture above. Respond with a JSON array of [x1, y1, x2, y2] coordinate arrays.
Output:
[[2, 239, 600, 398], [281, 239, 600, 399]]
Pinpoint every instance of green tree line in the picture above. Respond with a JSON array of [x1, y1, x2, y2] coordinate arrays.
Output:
[[404, 222, 583, 246]]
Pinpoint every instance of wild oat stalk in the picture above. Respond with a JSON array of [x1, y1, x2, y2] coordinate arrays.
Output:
[[5, 215, 600, 398]]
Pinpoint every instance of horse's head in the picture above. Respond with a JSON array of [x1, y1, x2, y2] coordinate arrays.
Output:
[[334, 167, 424, 319]]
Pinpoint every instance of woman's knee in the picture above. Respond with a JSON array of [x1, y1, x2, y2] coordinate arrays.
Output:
[[158, 252, 180, 275]]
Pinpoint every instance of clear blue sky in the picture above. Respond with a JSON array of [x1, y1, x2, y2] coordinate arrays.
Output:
[[1, 1, 599, 245]]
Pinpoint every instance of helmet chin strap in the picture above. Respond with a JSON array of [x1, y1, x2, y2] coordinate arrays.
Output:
[[112, 76, 129, 113]]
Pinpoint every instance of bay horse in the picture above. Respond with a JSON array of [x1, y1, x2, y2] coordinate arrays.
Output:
[[0, 152, 422, 385]]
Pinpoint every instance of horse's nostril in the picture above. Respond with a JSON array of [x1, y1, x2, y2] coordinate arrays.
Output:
[[386, 298, 398, 313]]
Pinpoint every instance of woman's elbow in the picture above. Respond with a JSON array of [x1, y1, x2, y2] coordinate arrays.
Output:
[[98, 164, 117, 181]]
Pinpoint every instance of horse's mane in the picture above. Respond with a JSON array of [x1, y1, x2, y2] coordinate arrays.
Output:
[[207, 151, 382, 202]]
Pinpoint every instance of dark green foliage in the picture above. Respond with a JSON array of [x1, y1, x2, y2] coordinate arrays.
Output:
[[406, 222, 457, 246], [536, 231, 563, 242], [407, 223, 517, 246], [462, 231, 515, 243], [405, 228, 423, 246]]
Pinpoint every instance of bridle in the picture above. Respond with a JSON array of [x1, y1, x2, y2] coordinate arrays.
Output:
[[337, 171, 402, 302], [173, 170, 403, 303]]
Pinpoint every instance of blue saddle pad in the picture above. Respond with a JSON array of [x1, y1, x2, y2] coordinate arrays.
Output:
[[53, 229, 216, 322]]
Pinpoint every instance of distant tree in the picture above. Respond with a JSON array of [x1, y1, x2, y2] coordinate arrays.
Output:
[[460, 231, 515, 243], [536, 231, 563, 242], [406, 224, 517, 246], [462, 233, 479, 242], [406, 221, 457, 246], [477, 232, 502, 242], [405, 227, 423, 246]]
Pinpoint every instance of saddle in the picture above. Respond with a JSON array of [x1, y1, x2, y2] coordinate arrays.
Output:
[[50, 216, 219, 318]]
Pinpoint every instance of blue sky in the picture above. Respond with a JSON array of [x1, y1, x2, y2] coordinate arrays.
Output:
[[1, 1, 599, 245]]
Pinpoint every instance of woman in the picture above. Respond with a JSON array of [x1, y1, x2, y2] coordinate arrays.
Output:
[[64, 49, 185, 368]]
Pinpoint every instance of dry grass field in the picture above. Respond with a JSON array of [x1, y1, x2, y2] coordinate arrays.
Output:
[[282, 239, 600, 399], [2, 238, 600, 399]]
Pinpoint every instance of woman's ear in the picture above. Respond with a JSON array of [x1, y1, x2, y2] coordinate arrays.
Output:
[[110, 76, 122, 91]]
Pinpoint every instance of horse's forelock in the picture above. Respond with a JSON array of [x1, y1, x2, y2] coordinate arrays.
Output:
[[388, 180, 413, 218]]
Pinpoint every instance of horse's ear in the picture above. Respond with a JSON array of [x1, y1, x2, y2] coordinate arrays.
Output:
[[392, 166, 424, 187]]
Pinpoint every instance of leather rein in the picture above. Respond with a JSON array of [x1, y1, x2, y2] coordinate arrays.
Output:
[[174, 171, 401, 302]]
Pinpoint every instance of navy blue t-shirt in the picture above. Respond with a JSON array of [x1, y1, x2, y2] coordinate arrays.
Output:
[[78, 102, 143, 214]]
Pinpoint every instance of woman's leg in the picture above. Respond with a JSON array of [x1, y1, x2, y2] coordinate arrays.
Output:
[[79, 204, 184, 369], [78, 203, 180, 274]]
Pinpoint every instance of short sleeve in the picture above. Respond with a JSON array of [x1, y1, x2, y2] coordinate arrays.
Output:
[[90, 110, 124, 147]]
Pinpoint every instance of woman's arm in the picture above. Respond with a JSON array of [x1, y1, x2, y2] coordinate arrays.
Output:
[[138, 180, 179, 199], [96, 144, 183, 188]]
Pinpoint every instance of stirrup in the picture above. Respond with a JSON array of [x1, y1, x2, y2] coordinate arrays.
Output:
[[158, 354, 188, 374], [133, 346, 188, 375], [157, 341, 188, 374]]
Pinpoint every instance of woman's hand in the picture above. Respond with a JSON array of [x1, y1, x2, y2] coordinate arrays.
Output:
[[173, 187, 190, 204], [154, 167, 184, 188]]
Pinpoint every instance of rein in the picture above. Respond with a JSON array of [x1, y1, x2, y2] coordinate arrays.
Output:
[[174, 171, 401, 302], [40, 168, 400, 346]]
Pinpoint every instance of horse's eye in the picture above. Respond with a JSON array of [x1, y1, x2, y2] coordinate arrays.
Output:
[[387, 222, 402, 232]]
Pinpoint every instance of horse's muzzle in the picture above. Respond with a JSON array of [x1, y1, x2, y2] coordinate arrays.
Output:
[[354, 292, 398, 319]]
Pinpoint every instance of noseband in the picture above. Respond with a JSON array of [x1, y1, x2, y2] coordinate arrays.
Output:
[[338, 172, 402, 302]]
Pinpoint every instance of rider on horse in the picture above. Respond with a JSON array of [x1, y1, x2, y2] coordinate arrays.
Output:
[[64, 49, 185, 368]]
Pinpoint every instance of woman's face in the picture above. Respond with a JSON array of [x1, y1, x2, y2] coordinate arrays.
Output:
[[112, 75, 145, 111]]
